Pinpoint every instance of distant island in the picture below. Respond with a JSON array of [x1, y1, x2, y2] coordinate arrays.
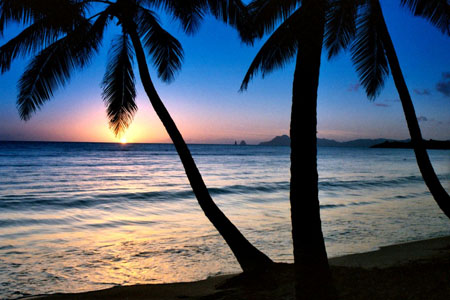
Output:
[[371, 140, 450, 150], [234, 140, 247, 146], [258, 135, 391, 147], [259, 135, 450, 149], [259, 135, 291, 146]]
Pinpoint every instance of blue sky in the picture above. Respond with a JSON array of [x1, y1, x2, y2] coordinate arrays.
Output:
[[0, 1, 449, 144]]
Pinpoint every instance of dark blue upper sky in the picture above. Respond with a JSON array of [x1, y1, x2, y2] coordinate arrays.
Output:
[[0, 1, 449, 143]]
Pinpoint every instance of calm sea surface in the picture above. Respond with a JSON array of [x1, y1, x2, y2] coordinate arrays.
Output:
[[0, 142, 449, 298]]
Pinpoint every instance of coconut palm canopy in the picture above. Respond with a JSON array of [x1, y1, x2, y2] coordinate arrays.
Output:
[[0, 0, 246, 135], [237, 1, 448, 298], [0, 0, 277, 272], [322, 0, 450, 218]]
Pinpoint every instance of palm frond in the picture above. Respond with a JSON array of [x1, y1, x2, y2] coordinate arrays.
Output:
[[142, 0, 250, 34], [240, 6, 306, 90], [17, 15, 107, 120], [140, 0, 206, 34], [1, 18, 65, 73], [245, 0, 300, 41], [0, 0, 94, 73], [102, 32, 137, 136], [207, 0, 247, 26], [136, 8, 183, 82], [325, 0, 360, 59], [0, 0, 89, 36], [351, 2, 389, 99], [205, 0, 256, 43], [401, 0, 449, 35], [0, 0, 39, 34]]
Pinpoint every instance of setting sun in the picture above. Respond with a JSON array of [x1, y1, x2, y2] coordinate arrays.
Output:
[[120, 138, 127, 144]]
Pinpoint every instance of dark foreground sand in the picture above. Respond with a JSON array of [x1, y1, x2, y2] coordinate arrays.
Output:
[[26, 236, 450, 300]]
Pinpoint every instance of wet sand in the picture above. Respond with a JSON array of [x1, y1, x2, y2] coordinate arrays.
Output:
[[25, 236, 450, 300]]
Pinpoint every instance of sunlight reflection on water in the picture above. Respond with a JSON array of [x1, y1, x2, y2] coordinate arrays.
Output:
[[0, 143, 449, 298]]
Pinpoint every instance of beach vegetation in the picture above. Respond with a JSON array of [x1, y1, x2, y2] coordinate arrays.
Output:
[[239, 0, 337, 299], [236, 0, 449, 298], [0, 0, 273, 271], [325, 0, 450, 218]]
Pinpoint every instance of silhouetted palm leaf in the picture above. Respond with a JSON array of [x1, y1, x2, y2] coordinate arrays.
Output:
[[102, 32, 137, 136], [325, 0, 360, 59], [0, 0, 89, 36], [401, 0, 450, 35], [17, 15, 107, 120], [245, 0, 300, 41], [0, 0, 43, 34], [137, 8, 183, 82], [143, 0, 251, 33], [207, 0, 248, 27], [1, 18, 67, 73], [141, 0, 205, 34], [0, 0, 93, 73], [351, 2, 389, 99], [240, 6, 305, 90]]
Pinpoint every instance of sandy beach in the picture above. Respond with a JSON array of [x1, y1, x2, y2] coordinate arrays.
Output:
[[24, 235, 450, 300]]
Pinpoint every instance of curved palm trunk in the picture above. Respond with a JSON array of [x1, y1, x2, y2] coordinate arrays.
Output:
[[374, 0, 450, 219], [290, 1, 335, 298], [126, 26, 273, 272]]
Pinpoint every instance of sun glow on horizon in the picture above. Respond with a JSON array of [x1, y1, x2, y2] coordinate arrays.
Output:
[[120, 137, 127, 144]]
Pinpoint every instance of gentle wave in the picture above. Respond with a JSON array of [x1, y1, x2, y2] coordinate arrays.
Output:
[[0, 217, 153, 229], [320, 201, 378, 209], [319, 175, 429, 190], [0, 175, 436, 210]]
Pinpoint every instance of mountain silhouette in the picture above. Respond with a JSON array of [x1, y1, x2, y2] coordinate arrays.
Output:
[[258, 135, 416, 148]]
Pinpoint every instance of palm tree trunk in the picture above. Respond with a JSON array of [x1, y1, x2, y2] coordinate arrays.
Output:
[[126, 25, 273, 272], [290, 1, 335, 298], [374, 0, 450, 219]]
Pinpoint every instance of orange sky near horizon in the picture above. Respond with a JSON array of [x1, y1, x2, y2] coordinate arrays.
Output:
[[1, 93, 288, 144]]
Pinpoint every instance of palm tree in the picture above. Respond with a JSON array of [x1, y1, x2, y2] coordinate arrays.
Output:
[[240, 0, 336, 299], [0, 0, 273, 271], [325, 0, 450, 218]]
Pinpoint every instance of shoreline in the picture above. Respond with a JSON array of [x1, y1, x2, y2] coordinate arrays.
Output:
[[23, 235, 450, 300], [329, 235, 450, 268]]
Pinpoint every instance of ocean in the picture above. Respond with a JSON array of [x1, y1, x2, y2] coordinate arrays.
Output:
[[0, 141, 449, 298]]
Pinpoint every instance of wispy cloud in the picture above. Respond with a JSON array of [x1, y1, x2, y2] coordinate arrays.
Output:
[[348, 83, 360, 92], [374, 103, 390, 107], [417, 116, 428, 122], [436, 72, 450, 97], [384, 98, 400, 103], [413, 88, 431, 96]]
